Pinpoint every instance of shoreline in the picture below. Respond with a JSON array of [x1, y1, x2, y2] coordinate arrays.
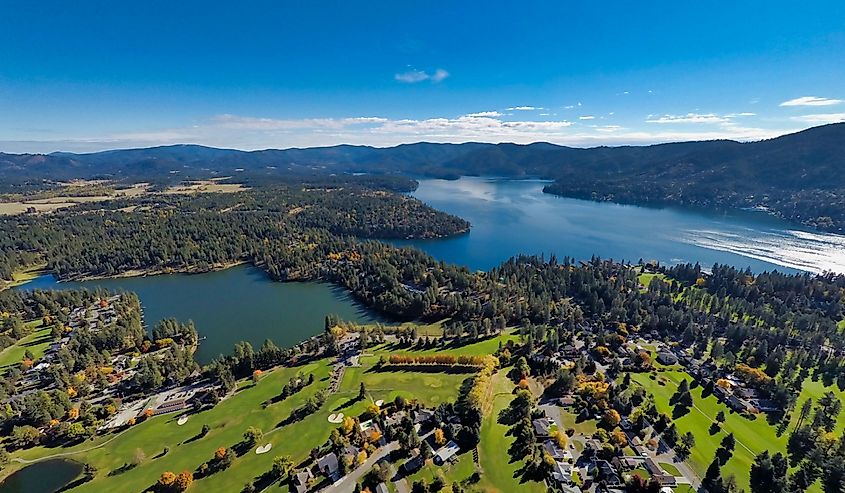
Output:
[[540, 186, 845, 235]]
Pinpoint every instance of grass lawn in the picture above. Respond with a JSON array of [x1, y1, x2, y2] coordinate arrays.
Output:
[[0, 320, 51, 372], [365, 331, 521, 360], [3, 334, 476, 492], [361, 319, 448, 337], [476, 371, 545, 493], [559, 408, 597, 436], [6, 359, 375, 492], [659, 462, 681, 476], [790, 377, 845, 434], [1, 266, 45, 290], [631, 370, 785, 492], [406, 452, 476, 492], [338, 366, 469, 407], [637, 272, 666, 292]]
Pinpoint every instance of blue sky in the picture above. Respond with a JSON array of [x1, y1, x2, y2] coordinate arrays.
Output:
[[1, 0, 844, 152]]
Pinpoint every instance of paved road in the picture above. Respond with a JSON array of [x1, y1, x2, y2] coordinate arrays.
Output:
[[654, 442, 702, 491], [321, 441, 399, 493]]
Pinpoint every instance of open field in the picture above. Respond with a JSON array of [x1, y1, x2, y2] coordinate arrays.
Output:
[[637, 272, 666, 292], [360, 331, 521, 366], [4, 360, 361, 491], [161, 179, 248, 195], [0, 321, 50, 372], [338, 366, 468, 407], [631, 370, 791, 492], [0, 180, 245, 216], [405, 451, 476, 492], [2, 345, 474, 491], [476, 370, 545, 493], [0, 267, 46, 291], [632, 369, 845, 492]]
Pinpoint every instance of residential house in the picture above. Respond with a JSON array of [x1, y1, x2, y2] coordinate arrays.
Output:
[[532, 417, 553, 437], [317, 452, 340, 481], [434, 440, 460, 465], [551, 460, 572, 483], [293, 469, 313, 493], [543, 440, 572, 462]]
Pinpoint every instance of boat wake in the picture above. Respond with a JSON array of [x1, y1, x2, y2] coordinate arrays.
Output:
[[680, 228, 845, 274]]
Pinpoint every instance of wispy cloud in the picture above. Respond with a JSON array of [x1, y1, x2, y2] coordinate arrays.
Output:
[[790, 113, 845, 124], [213, 114, 388, 130], [394, 68, 449, 84], [464, 111, 502, 118], [646, 113, 729, 124], [579, 115, 595, 120], [779, 96, 843, 107], [507, 106, 544, 111], [2, 109, 808, 154]]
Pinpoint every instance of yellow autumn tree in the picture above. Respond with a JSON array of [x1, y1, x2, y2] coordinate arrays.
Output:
[[434, 428, 446, 446], [175, 470, 193, 491], [158, 471, 176, 487]]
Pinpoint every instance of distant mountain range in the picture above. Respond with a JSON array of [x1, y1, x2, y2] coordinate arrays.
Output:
[[2, 123, 844, 232]]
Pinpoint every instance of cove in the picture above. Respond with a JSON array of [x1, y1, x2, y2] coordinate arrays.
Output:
[[395, 177, 845, 275], [0, 459, 82, 493], [22, 265, 383, 364]]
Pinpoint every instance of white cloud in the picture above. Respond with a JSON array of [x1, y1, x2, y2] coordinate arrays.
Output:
[[394, 68, 449, 84], [646, 113, 729, 124], [779, 96, 843, 107], [579, 115, 595, 120], [790, 113, 845, 124], [213, 114, 387, 130], [430, 68, 449, 83], [507, 106, 544, 111], [464, 111, 502, 118]]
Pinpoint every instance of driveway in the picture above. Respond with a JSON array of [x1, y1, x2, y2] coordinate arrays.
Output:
[[321, 441, 399, 493]]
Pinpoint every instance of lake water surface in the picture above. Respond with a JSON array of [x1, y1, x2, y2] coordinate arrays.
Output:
[[24, 265, 382, 364], [10, 177, 845, 492], [0, 459, 82, 493], [396, 177, 845, 275], [19, 178, 845, 361]]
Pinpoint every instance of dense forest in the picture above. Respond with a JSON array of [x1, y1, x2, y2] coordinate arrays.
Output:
[[2, 178, 844, 414]]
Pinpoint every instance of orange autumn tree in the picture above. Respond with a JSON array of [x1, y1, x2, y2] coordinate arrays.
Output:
[[175, 470, 193, 491], [158, 471, 176, 487]]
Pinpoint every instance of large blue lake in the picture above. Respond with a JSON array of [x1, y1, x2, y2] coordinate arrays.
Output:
[[398, 177, 845, 275], [19, 177, 845, 365]]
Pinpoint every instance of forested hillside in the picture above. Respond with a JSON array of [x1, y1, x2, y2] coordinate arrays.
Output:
[[2, 124, 844, 231]]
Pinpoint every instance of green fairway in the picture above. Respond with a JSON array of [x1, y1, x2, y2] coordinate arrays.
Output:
[[0, 320, 51, 372], [631, 371, 785, 492], [790, 377, 845, 433], [338, 366, 468, 407], [2, 329, 485, 491], [476, 371, 545, 493], [5, 359, 372, 492]]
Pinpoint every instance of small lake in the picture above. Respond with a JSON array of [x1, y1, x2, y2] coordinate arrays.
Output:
[[395, 177, 845, 275], [0, 459, 82, 493], [23, 265, 383, 364]]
